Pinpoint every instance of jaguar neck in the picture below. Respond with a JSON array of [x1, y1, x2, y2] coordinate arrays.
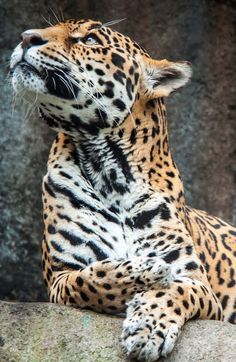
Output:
[[72, 97, 186, 219]]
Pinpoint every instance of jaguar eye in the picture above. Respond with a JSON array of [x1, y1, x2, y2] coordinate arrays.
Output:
[[83, 35, 100, 46], [85, 37, 98, 45]]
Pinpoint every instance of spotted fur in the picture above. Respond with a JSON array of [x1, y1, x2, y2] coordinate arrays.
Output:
[[11, 19, 236, 361]]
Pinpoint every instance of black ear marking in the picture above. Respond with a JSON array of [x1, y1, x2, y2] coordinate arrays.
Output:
[[152, 68, 183, 88], [159, 68, 182, 81]]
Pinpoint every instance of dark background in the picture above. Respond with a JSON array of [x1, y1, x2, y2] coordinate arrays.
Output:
[[0, 0, 235, 302]]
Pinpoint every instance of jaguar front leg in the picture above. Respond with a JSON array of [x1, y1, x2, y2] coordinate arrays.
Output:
[[49, 256, 172, 314], [121, 277, 223, 361]]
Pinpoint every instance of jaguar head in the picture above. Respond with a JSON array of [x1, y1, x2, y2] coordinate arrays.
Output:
[[11, 19, 191, 135]]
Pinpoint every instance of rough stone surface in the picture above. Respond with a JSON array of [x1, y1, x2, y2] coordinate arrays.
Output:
[[0, 0, 235, 301], [0, 301, 236, 362]]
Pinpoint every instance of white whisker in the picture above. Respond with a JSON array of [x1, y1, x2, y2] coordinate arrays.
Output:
[[51, 76, 56, 90], [41, 15, 54, 27], [102, 18, 127, 28], [49, 7, 61, 24]]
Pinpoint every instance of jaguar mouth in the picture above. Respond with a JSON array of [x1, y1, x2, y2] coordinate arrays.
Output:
[[11, 61, 80, 100], [11, 60, 45, 80]]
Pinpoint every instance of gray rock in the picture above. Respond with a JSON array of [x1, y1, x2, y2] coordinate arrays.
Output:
[[0, 301, 236, 362], [0, 0, 235, 301]]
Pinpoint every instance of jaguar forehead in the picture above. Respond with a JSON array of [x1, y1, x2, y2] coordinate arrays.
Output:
[[65, 19, 102, 32]]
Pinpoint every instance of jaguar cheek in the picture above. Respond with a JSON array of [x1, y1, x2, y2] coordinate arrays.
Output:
[[45, 69, 80, 100]]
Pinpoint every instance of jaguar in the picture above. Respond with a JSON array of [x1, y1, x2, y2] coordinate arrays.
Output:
[[10, 18, 236, 361]]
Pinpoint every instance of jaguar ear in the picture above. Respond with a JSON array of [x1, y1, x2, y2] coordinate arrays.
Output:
[[142, 57, 192, 97]]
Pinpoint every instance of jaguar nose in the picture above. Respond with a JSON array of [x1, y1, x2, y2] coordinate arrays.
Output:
[[21, 31, 47, 49]]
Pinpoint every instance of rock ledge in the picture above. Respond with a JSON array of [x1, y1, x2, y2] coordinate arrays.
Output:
[[0, 301, 235, 362]]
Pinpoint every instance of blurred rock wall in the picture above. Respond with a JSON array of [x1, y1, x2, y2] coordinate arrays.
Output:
[[0, 0, 235, 301]]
